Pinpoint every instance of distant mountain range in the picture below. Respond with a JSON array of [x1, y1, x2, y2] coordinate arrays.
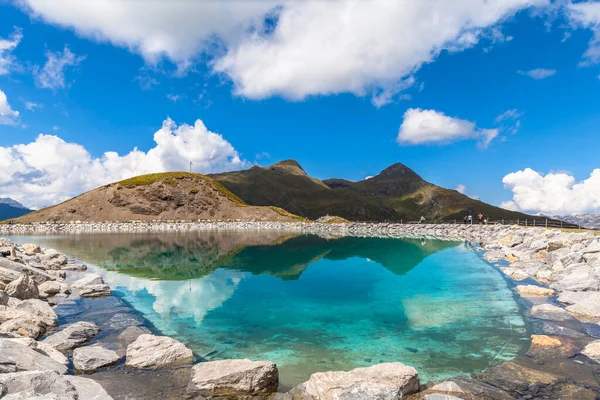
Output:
[[0, 198, 33, 221], [211, 160, 534, 222], [545, 214, 600, 230]]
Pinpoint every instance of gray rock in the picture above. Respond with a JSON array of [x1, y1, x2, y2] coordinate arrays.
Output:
[[126, 334, 193, 369], [0, 290, 8, 305], [3, 337, 68, 365], [63, 376, 113, 400], [290, 363, 419, 400], [551, 265, 600, 292], [71, 274, 104, 289], [38, 281, 69, 298], [43, 321, 101, 353], [61, 263, 87, 271], [583, 239, 600, 254], [0, 371, 75, 399], [481, 361, 562, 393], [530, 303, 573, 322], [529, 239, 548, 252], [14, 299, 58, 327], [0, 266, 21, 284], [39, 253, 68, 270], [581, 339, 600, 363], [73, 345, 121, 371], [0, 317, 45, 339], [21, 244, 41, 255], [187, 359, 278, 397], [0, 339, 68, 374], [79, 284, 111, 298], [5, 275, 38, 300], [117, 325, 151, 344], [515, 285, 555, 297], [423, 395, 463, 400], [431, 380, 464, 394]]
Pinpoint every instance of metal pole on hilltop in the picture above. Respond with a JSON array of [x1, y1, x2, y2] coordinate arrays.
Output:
[[190, 162, 193, 173]]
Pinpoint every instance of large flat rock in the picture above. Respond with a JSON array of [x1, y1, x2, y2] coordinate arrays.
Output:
[[187, 359, 278, 397], [42, 321, 101, 353], [481, 361, 563, 393], [290, 363, 419, 400], [126, 334, 193, 369], [0, 339, 67, 374], [73, 345, 121, 372]]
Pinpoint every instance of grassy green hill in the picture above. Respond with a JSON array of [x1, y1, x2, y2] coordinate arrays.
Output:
[[213, 160, 533, 222], [211, 160, 400, 221]]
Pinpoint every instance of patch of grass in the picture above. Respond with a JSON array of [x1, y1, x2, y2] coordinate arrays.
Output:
[[118, 172, 199, 187], [269, 206, 307, 221], [117, 172, 247, 206], [325, 216, 351, 224]]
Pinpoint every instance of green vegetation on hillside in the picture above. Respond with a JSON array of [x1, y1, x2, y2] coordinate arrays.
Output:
[[212, 160, 537, 222], [118, 172, 247, 207]]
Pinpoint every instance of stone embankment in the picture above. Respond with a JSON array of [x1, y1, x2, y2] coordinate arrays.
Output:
[[1, 222, 600, 399]]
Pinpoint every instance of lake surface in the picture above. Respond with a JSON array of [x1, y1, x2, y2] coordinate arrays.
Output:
[[9, 231, 529, 388]]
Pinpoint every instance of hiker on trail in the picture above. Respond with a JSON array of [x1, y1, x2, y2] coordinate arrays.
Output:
[[468, 215, 473, 224], [463, 215, 468, 224], [420, 216, 426, 224], [478, 213, 483, 224]]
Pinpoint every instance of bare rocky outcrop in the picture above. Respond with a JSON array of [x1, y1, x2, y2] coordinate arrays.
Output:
[[187, 359, 278, 397], [126, 334, 194, 369]]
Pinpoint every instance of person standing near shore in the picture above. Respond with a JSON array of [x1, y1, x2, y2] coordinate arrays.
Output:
[[420, 216, 426, 224], [468, 215, 473, 225]]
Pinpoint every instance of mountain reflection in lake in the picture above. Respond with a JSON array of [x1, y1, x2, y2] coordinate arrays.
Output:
[[13, 231, 528, 388]]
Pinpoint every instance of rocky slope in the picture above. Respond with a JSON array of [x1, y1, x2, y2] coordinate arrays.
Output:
[[212, 160, 535, 222], [7, 172, 300, 223]]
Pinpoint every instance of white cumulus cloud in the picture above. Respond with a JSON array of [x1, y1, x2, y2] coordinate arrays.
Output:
[[397, 108, 499, 148], [19, 0, 280, 64], [34, 46, 85, 90], [18, 0, 548, 104], [0, 28, 22, 75], [215, 0, 548, 105], [567, 1, 600, 65], [0, 118, 248, 209], [517, 68, 556, 79], [0, 89, 20, 125], [502, 168, 600, 215]]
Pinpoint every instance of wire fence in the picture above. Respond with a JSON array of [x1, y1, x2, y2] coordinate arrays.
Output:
[[389, 218, 587, 230]]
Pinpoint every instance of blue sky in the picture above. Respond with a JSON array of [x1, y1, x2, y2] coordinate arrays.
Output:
[[0, 0, 599, 214]]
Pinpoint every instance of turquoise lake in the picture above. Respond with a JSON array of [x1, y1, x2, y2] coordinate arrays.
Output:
[[10, 231, 529, 388]]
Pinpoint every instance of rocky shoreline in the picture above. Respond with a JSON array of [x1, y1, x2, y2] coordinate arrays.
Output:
[[0, 222, 599, 399]]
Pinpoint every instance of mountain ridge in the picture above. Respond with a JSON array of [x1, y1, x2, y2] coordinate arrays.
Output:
[[213, 159, 533, 222]]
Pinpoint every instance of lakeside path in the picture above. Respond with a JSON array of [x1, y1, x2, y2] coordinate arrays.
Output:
[[1, 222, 599, 399]]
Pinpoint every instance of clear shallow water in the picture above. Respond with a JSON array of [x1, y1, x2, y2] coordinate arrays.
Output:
[[9, 232, 529, 388]]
